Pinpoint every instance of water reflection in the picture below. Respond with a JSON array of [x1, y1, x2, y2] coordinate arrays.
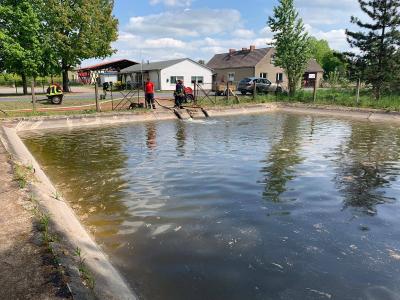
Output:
[[146, 122, 157, 151], [175, 121, 186, 156], [260, 115, 304, 202], [334, 123, 399, 215], [23, 128, 130, 238], [21, 114, 400, 300]]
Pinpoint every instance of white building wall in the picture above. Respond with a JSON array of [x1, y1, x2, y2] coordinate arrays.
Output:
[[160, 60, 213, 91], [99, 73, 118, 85], [147, 71, 161, 90]]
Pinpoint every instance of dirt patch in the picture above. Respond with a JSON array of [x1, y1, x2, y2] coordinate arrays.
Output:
[[0, 142, 71, 299]]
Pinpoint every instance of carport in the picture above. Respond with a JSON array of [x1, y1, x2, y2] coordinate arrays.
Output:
[[78, 59, 138, 84]]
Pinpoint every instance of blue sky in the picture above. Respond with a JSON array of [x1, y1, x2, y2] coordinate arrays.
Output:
[[83, 0, 360, 66]]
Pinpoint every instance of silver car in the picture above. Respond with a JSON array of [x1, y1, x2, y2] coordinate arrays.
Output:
[[238, 77, 283, 95]]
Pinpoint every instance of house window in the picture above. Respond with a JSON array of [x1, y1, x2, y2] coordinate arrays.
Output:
[[170, 76, 184, 84], [260, 73, 268, 79], [276, 73, 283, 82], [228, 72, 235, 82], [191, 76, 204, 84], [271, 55, 276, 65]]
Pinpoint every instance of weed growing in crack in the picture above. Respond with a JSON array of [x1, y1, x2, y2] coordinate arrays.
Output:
[[13, 164, 30, 188], [74, 247, 95, 289], [52, 190, 63, 200]]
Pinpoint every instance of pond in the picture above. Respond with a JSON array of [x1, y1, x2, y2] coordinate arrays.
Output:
[[22, 112, 400, 300]]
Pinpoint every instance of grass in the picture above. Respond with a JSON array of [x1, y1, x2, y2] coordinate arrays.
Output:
[[1, 104, 151, 118], [3, 109, 100, 118], [282, 88, 400, 111], [52, 190, 63, 200], [0, 98, 105, 111], [196, 88, 400, 111], [13, 163, 34, 189], [74, 247, 95, 289]]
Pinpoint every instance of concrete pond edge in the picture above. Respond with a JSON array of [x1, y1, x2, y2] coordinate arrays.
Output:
[[1, 103, 400, 299], [275, 102, 400, 123], [0, 126, 138, 300]]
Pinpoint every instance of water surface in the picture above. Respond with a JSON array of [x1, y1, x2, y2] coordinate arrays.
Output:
[[22, 113, 400, 300]]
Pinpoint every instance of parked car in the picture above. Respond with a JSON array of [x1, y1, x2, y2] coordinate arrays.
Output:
[[237, 77, 283, 95]]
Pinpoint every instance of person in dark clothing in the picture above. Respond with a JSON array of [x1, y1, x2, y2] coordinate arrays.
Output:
[[145, 78, 156, 109], [174, 79, 185, 109]]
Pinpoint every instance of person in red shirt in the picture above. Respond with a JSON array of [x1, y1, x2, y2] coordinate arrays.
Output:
[[144, 78, 156, 109]]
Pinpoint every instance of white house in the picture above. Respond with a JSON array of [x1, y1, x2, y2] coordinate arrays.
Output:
[[99, 71, 119, 85], [119, 58, 213, 91]]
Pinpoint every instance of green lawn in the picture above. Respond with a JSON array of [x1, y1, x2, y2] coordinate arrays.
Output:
[[197, 88, 400, 111], [0, 98, 103, 111]]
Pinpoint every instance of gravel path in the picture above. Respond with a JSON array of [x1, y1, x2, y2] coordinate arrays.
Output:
[[0, 141, 71, 299]]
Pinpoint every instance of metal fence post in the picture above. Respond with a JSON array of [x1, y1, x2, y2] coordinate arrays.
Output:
[[313, 79, 317, 103], [95, 78, 100, 112], [227, 82, 230, 102], [111, 82, 114, 110], [253, 81, 257, 101]]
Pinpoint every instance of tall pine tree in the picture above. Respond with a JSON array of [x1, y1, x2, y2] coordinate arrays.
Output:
[[268, 0, 311, 96], [347, 0, 400, 100]]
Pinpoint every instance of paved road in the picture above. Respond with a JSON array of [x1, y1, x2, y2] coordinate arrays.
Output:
[[0, 87, 176, 102]]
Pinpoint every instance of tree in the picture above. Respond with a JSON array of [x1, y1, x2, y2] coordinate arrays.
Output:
[[309, 37, 346, 76], [0, 0, 45, 94], [268, 0, 311, 96], [43, 0, 118, 92], [309, 38, 331, 65], [347, 0, 400, 100]]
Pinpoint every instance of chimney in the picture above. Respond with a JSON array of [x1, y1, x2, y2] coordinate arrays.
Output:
[[229, 49, 236, 54], [250, 45, 256, 51]]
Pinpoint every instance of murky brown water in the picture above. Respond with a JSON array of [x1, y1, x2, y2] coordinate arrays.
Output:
[[22, 113, 400, 300]]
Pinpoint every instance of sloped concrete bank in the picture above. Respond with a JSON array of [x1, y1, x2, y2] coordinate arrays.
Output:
[[276, 102, 400, 123], [0, 125, 137, 300], [5, 104, 278, 132], [1, 103, 400, 299]]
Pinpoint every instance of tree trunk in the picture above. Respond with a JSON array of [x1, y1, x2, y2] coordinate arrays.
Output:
[[22, 73, 28, 95], [288, 77, 296, 97], [31, 78, 36, 113], [62, 61, 70, 92], [374, 84, 381, 101]]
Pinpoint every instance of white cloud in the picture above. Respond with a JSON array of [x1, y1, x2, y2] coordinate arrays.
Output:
[[149, 0, 192, 7], [125, 9, 242, 38], [234, 29, 255, 39], [305, 24, 348, 51], [296, 0, 359, 25], [83, 3, 354, 67]]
